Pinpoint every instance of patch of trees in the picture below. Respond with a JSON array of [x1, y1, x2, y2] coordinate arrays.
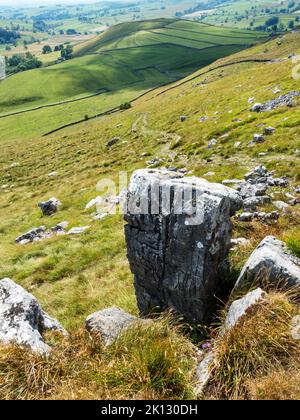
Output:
[[42, 45, 52, 54], [66, 29, 77, 35], [5, 52, 42, 74], [60, 45, 73, 60], [0, 27, 20, 45], [33, 20, 48, 33]]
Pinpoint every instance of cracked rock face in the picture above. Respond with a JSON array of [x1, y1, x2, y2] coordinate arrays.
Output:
[[124, 169, 242, 323], [0, 278, 66, 354], [233, 236, 300, 293]]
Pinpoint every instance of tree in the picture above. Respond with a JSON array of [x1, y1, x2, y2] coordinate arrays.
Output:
[[288, 20, 295, 29], [42, 45, 52, 54], [265, 16, 279, 27], [61, 45, 73, 60]]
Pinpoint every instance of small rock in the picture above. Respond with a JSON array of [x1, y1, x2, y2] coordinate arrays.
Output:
[[234, 141, 241, 148], [48, 171, 58, 177], [251, 103, 263, 112], [273, 200, 289, 211], [0, 278, 66, 354], [233, 236, 300, 292], [67, 226, 90, 235], [238, 212, 253, 222], [231, 237, 250, 247], [253, 134, 265, 143], [208, 138, 217, 149], [85, 307, 138, 346], [264, 127, 276, 135], [291, 315, 300, 340], [180, 115, 187, 122], [224, 288, 266, 331], [38, 197, 61, 216], [106, 137, 120, 148], [203, 172, 215, 177], [85, 196, 102, 210]]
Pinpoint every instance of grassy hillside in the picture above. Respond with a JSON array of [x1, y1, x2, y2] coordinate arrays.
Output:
[[0, 19, 267, 139], [0, 30, 299, 400]]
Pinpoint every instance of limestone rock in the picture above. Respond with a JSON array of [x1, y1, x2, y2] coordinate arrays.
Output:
[[233, 236, 300, 292], [85, 307, 137, 346], [38, 197, 61, 216], [224, 288, 266, 330], [291, 315, 300, 340], [0, 278, 66, 354], [124, 169, 242, 323]]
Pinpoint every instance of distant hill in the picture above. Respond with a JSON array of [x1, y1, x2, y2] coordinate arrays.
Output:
[[0, 18, 267, 137]]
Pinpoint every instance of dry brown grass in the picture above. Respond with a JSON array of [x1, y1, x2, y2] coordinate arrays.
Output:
[[0, 318, 195, 400], [206, 291, 300, 400]]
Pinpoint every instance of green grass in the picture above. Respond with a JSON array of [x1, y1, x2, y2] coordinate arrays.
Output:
[[0, 19, 267, 139], [0, 29, 300, 400]]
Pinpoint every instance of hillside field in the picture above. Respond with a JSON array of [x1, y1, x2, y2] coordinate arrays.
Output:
[[0, 19, 267, 139]]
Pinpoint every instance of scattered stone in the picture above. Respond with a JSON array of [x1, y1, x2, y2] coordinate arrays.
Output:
[[294, 186, 300, 194], [222, 179, 242, 186], [233, 236, 300, 292], [124, 169, 242, 323], [67, 226, 90, 235], [264, 126, 276, 135], [243, 196, 271, 211], [48, 171, 58, 177], [291, 315, 300, 340], [238, 212, 253, 222], [248, 97, 255, 104], [250, 91, 300, 112], [85, 196, 102, 210], [85, 307, 138, 346], [106, 137, 120, 148], [224, 288, 266, 331], [203, 172, 215, 177], [273, 200, 289, 211], [250, 103, 263, 112], [10, 162, 19, 168], [208, 138, 217, 149], [234, 141, 241, 148], [16, 226, 47, 244], [93, 212, 108, 221], [0, 278, 66, 354], [258, 152, 267, 157], [180, 115, 187, 122], [194, 351, 216, 396], [253, 134, 265, 143], [230, 237, 250, 247], [38, 197, 61, 216], [199, 116, 208, 123], [51, 221, 68, 234]]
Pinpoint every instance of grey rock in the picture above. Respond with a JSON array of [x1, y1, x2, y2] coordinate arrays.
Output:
[[195, 288, 266, 395], [231, 237, 250, 247], [38, 197, 61, 216], [85, 307, 137, 346], [67, 226, 90, 235], [16, 226, 47, 243], [224, 288, 266, 330], [124, 169, 242, 323], [106, 137, 120, 148], [253, 134, 265, 143], [180, 115, 187, 122], [291, 315, 300, 340], [273, 200, 289, 211], [251, 103, 263, 112], [233, 236, 300, 292], [264, 126, 276, 135], [208, 138, 217, 149], [243, 196, 271, 211], [250, 91, 300, 112], [238, 212, 253, 222], [0, 278, 66, 354]]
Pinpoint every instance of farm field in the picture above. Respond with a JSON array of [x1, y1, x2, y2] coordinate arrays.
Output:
[[0, 18, 268, 140]]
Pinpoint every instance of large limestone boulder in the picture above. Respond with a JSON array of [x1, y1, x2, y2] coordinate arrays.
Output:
[[0, 278, 66, 354], [233, 236, 300, 293], [124, 169, 242, 323], [85, 307, 138, 346]]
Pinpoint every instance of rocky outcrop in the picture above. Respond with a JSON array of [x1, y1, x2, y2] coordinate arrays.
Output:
[[233, 236, 300, 293], [0, 278, 66, 354], [85, 307, 138, 346], [250, 91, 300, 112], [124, 169, 242, 323], [194, 288, 266, 395], [38, 197, 61, 216], [16, 222, 69, 244]]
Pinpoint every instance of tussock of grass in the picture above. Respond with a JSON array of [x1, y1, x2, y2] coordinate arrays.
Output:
[[0, 318, 195, 400], [207, 291, 300, 400]]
